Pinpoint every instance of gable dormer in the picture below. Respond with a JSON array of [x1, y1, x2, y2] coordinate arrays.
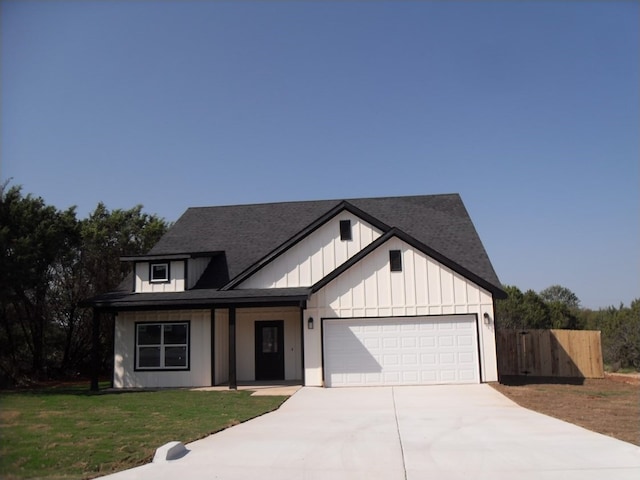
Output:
[[121, 253, 215, 293]]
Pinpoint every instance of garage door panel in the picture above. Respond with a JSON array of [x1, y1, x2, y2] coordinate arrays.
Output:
[[323, 315, 479, 387], [420, 337, 436, 348], [439, 336, 455, 347]]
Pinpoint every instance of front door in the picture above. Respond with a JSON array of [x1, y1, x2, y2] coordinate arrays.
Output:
[[255, 320, 285, 381]]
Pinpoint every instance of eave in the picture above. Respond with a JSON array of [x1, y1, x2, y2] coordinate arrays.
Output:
[[84, 287, 311, 311]]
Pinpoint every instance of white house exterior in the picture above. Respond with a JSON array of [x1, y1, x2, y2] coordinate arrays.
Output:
[[89, 195, 505, 389]]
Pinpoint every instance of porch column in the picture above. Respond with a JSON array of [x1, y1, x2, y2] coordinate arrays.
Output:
[[90, 308, 100, 392], [210, 308, 216, 386], [228, 307, 237, 390]]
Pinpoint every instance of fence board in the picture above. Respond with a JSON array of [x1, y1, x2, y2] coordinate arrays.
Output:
[[496, 329, 604, 378]]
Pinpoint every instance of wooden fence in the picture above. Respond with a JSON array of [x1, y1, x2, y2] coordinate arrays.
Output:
[[496, 329, 604, 378]]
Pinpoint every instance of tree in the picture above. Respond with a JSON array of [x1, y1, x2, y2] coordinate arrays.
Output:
[[495, 286, 552, 330], [595, 300, 640, 370], [0, 184, 79, 381], [521, 290, 552, 329], [539, 285, 581, 310], [75, 203, 169, 376], [548, 301, 583, 329], [495, 285, 524, 329], [0, 183, 169, 385]]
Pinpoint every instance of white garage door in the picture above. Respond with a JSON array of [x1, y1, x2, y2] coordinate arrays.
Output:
[[323, 315, 479, 387]]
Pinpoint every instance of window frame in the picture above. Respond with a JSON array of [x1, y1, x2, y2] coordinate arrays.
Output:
[[339, 219, 352, 241], [389, 249, 403, 272], [149, 262, 170, 283], [134, 321, 190, 371]]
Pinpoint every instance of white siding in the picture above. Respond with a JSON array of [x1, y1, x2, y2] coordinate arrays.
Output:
[[235, 307, 302, 381], [114, 309, 211, 388], [303, 237, 497, 386], [135, 261, 186, 293], [238, 212, 383, 288]]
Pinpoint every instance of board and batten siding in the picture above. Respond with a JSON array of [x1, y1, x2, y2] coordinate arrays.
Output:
[[134, 261, 186, 293], [235, 307, 302, 381], [113, 309, 211, 388], [238, 211, 383, 288], [213, 307, 302, 384], [303, 237, 498, 386]]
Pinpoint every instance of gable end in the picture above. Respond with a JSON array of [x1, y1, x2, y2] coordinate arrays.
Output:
[[222, 201, 391, 290]]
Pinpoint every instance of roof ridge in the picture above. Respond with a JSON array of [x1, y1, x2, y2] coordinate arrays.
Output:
[[183, 193, 460, 211]]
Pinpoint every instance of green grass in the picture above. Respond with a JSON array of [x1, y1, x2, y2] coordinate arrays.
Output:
[[0, 383, 287, 480]]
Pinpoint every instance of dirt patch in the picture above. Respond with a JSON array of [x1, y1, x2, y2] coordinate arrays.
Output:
[[0, 410, 20, 423], [491, 377, 640, 446], [605, 372, 640, 385]]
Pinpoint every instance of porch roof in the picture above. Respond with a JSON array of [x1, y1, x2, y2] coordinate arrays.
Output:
[[87, 287, 311, 311]]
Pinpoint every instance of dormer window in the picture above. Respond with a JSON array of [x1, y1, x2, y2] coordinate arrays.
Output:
[[150, 263, 170, 283], [340, 220, 352, 241]]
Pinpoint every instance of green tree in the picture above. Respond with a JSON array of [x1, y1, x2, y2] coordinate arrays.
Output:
[[495, 286, 552, 330], [598, 301, 640, 370], [0, 183, 169, 385], [75, 203, 169, 375], [0, 184, 79, 381], [548, 301, 583, 329], [521, 289, 552, 329], [539, 285, 581, 309], [495, 285, 525, 329]]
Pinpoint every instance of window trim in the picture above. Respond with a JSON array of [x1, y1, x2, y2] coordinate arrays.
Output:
[[150, 262, 170, 283], [389, 250, 403, 272], [134, 321, 190, 371], [340, 219, 352, 241]]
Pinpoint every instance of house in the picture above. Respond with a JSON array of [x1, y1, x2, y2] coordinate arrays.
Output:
[[88, 194, 506, 389]]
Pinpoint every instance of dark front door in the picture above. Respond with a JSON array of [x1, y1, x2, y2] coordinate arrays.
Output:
[[255, 320, 285, 381]]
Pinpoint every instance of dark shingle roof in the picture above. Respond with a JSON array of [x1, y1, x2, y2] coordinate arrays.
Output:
[[89, 287, 311, 310], [148, 194, 503, 293]]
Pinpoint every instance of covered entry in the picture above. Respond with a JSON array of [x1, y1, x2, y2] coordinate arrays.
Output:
[[212, 306, 304, 387], [322, 315, 480, 387]]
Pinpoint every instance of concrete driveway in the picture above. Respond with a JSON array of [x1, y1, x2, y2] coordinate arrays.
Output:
[[103, 385, 640, 480]]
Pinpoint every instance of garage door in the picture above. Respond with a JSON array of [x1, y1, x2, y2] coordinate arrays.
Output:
[[323, 315, 479, 387]]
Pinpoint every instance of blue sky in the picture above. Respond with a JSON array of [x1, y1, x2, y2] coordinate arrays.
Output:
[[1, 1, 638, 309]]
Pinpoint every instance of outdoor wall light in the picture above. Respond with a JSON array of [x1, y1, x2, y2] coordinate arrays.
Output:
[[308, 317, 314, 330], [483, 312, 491, 324]]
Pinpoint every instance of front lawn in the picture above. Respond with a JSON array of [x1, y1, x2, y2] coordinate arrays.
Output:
[[0, 383, 288, 479]]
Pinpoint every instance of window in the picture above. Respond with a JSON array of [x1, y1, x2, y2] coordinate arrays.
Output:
[[150, 263, 169, 283], [389, 250, 402, 272], [136, 322, 189, 370], [340, 220, 352, 241]]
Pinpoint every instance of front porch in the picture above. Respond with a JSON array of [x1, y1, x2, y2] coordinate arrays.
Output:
[[212, 306, 304, 388]]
